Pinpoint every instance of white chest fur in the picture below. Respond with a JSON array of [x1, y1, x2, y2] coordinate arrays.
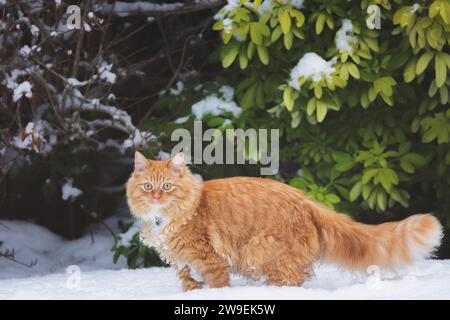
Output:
[[142, 205, 171, 248]]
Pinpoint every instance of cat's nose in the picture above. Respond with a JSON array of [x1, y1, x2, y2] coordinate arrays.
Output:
[[152, 193, 161, 201]]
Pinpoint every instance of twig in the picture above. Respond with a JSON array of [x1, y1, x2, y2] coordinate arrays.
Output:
[[0, 245, 38, 268]]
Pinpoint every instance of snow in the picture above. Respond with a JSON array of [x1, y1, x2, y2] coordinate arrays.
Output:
[[219, 85, 234, 101], [67, 77, 88, 87], [0, 217, 126, 281], [411, 4, 420, 13], [1, 218, 450, 299], [169, 81, 184, 96], [284, 0, 304, 9], [13, 81, 33, 102], [192, 95, 241, 119], [30, 25, 39, 36], [174, 115, 190, 124], [11, 120, 56, 153], [223, 18, 233, 33], [257, 0, 303, 14], [335, 19, 356, 53], [1, 258, 449, 299], [214, 0, 240, 19], [257, 0, 273, 14], [117, 222, 140, 247], [223, 0, 240, 14], [20, 45, 39, 57], [289, 52, 336, 90], [61, 179, 83, 201], [98, 63, 116, 84], [101, 1, 184, 17], [190, 86, 241, 120], [83, 23, 92, 32]]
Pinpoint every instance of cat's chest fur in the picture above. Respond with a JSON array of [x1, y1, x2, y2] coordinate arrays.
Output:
[[142, 205, 171, 249]]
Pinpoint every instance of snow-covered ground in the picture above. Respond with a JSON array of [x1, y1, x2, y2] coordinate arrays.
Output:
[[1, 219, 450, 300], [0, 217, 127, 280]]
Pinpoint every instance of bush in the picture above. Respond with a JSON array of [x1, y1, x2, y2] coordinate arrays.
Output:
[[213, 0, 450, 255], [114, 0, 450, 265], [0, 0, 201, 237]]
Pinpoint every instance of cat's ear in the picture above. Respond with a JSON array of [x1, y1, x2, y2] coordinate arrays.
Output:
[[134, 151, 149, 172], [170, 152, 185, 175]]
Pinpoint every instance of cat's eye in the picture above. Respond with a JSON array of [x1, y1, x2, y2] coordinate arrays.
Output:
[[143, 182, 153, 191], [162, 183, 172, 191]]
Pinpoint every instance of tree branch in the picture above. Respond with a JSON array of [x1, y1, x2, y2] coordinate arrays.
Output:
[[99, 0, 225, 17]]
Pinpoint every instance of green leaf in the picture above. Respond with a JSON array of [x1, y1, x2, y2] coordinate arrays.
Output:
[[250, 23, 263, 45], [221, 41, 240, 68], [399, 160, 415, 173], [247, 42, 255, 59], [284, 31, 293, 50], [306, 98, 316, 116], [241, 85, 256, 108], [334, 161, 355, 172], [416, 51, 434, 75], [271, 25, 283, 43], [349, 181, 363, 201], [315, 13, 326, 34], [207, 117, 225, 127], [283, 86, 294, 111], [404, 56, 418, 83], [256, 45, 269, 65], [362, 168, 378, 184], [239, 46, 248, 69], [290, 10, 305, 28], [316, 100, 327, 122], [402, 153, 426, 166], [377, 191, 387, 211], [347, 63, 360, 79], [289, 177, 308, 190], [435, 53, 447, 88], [279, 9, 291, 34], [325, 193, 341, 204], [291, 111, 301, 128], [368, 189, 377, 209]]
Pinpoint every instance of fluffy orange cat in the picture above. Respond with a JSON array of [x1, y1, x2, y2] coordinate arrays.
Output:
[[126, 151, 443, 291]]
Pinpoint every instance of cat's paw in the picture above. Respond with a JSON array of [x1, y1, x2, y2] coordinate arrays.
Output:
[[182, 280, 204, 291]]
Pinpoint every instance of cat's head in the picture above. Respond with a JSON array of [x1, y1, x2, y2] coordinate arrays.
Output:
[[126, 151, 201, 221]]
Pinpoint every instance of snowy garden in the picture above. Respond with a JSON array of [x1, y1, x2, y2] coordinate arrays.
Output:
[[1, 0, 450, 300]]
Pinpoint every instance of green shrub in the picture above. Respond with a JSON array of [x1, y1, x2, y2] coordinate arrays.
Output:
[[211, 0, 449, 220], [110, 0, 450, 265]]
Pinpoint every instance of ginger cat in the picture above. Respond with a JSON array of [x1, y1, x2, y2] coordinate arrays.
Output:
[[126, 151, 443, 291]]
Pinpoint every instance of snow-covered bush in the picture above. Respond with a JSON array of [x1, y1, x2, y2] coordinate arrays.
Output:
[[113, 221, 167, 268], [0, 0, 156, 236]]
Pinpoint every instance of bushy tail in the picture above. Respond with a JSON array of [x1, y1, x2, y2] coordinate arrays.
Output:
[[310, 201, 443, 270]]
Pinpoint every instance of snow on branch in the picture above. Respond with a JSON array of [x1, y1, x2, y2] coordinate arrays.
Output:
[[98, 0, 225, 17]]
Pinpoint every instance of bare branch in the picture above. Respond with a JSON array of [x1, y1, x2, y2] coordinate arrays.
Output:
[[98, 0, 225, 17]]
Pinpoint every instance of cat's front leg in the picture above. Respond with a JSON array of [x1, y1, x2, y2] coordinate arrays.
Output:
[[189, 253, 230, 289], [177, 266, 204, 291]]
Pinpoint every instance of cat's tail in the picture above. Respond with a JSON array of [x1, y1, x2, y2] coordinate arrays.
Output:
[[309, 200, 443, 270]]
